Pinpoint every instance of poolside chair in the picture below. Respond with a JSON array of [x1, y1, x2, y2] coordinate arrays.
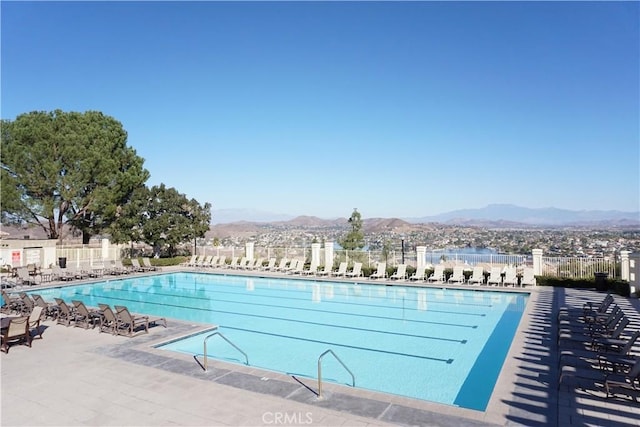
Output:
[[447, 266, 465, 284], [409, 266, 426, 281], [427, 265, 445, 283], [182, 255, 197, 267], [288, 260, 305, 275], [346, 262, 363, 278], [583, 294, 614, 318], [467, 266, 485, 285], [521, 267, 536, 287], [142, 257, 159, 271], [114, 305, 149, 337], [32, 294, 59, 319], [261, 258, 277, 271], [51, 265, 74, 281], [390, 264, 407, 281], [603, 358, 640, 400], [19, 293, 35, 315], [16, 267, 37, 287], [302, 261, 319, 276], [226, 257, 239, 269], [2, 290, 24, 314], [98, 304, 119, 335], [315, 263, 333, 277], [72, 300, 103, 329], [486, 267, 503, 286], [331, 262, 348, 278], [1, 316, 31, 353], [502, 266, 518, 287], [28, 306, 44, 339], [369, 262, 387, 280], [197, 255, 213, 268], [273, 258, 289, 272], [54, 298, 76, 326], [130, 259, 146, 272]]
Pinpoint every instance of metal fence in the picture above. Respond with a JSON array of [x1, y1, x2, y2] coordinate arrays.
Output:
[[54, 244, 619, 279]]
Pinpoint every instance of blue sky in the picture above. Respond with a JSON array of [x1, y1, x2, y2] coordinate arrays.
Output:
[[2, 1, 638, 219]]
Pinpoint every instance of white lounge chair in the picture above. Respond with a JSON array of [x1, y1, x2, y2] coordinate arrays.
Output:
[[487, 267, 503, 286], [315, 263, 333, 277], [447, 266, 465, 284], [427, 265, 445, 283], [273, 258, 290, 272], [346, 262, 363, 278], [467, 266, 485, 285], [503, 266, 518, 287], [390, 264, 407, 281], [302, 261, 319, 275], [331, 262, 348, 278], [409, 266, 426, 281], [369, 262, 387, 280], [521, 267, 536, 287], [261, 258, 276, 271]]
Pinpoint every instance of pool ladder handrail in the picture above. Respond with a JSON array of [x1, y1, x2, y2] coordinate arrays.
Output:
[[203, 329, 248, 371], [317, 349, 355, 399]]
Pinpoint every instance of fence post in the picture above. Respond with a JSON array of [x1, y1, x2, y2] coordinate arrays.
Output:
[[621, 250, 631, 281], [532, 249, 543, 276]]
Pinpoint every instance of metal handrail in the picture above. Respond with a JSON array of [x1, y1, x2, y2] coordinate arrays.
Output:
[[317, 349, 355, 399], [203, 329, 248, 371]]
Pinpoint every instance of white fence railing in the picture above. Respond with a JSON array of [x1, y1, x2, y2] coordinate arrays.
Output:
[[49, 244, 620, 280]]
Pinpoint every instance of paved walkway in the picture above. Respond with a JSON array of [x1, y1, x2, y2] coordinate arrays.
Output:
[[1, 271, 639, 426]]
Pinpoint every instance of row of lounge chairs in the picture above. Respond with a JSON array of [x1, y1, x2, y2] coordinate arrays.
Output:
[[558, 293, 639, 401]]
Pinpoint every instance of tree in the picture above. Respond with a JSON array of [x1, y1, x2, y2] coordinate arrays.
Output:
[[111, 184, 211, 257], [1, 110, 149, 242], [340, 208, 365, 250]]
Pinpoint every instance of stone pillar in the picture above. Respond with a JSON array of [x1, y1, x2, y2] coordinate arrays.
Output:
[[620, 250, 631, 281], [416, 246, 427, 269], [324, 242, 334, 268], [629, 252, 639, 297], [532, 249, 543, 276], [311, 243, 322, 268], [102, 238, 110, 260], [245, 242, 254, 261]]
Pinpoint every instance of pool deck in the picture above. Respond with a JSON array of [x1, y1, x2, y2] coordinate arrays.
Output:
[[2, 267, 639, 426]]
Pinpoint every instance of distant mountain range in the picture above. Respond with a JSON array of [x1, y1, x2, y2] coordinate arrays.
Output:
[[212, 204, 639, 227]]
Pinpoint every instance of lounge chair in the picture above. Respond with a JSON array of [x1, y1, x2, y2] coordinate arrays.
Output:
[[182, 255, 197, 267], [114, 305, 149, 336], [346, 262, 363, 278], [28, 306, 44, 339], [98, 304, 119, 335], [130, 259, 147, 272], [427, 265, 445, 283], [447, 266, 465, 284], [226, 257, 239, 269], [19, 293, 35, 315], [288, 259, 304, 275], [15, 267, 37, 286], [486, 267, 503, 286], [51, 265, 74, 281], [390, 264, 407, 281], [315, 263, 333, 277], [261, 258, 277, 271], [142, 257, 159, 271], [54, 298, 76, 326], [273, 258, 289, 272], [32, 294, 59, 319], [2, 290, 24, 314], [503, 266, 518, 287], [331, 262, 348, 278], [521, 267, 536, 287], [603, 358, 640, 400], [369, 262, 387, 280], [72, 300, 103, 329], [1, 316, 31, 353], [302, 261, 319, 276], [196, 255, 213, 268], [409, 266, 426, 281], [467, 266, 485, 285]]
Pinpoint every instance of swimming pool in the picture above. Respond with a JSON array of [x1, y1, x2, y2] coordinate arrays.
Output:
[[33, 272, 528, 411]]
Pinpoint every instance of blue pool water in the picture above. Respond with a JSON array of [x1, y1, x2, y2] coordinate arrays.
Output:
[[32, 272, 528, 411]]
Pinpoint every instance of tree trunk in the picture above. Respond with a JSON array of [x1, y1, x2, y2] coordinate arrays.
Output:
[[82, 230, 91, 245]]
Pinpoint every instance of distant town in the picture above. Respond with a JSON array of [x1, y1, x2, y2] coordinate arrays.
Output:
[[208, 217, 640, 258]]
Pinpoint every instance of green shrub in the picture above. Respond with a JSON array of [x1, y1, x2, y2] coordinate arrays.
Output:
[[536, 276, 631, 297]]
